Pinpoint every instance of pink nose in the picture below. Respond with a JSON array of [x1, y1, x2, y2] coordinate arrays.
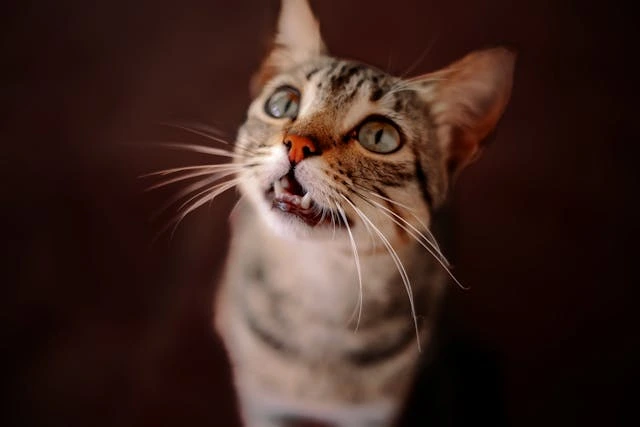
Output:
[[284, 134, 318, 164]]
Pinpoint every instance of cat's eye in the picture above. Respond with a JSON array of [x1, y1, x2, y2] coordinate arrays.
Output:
[[265, 86, 300, 119], [357, 120, 401, 154]]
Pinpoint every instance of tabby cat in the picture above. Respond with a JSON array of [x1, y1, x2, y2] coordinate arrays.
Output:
[[208, 1, 515, 425]]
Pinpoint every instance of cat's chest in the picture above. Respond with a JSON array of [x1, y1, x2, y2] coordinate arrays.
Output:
[[225, 204, 435, 355], [247, 233, 405, 321]]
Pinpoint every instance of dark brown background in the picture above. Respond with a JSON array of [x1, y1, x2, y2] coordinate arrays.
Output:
[[3, 1, 636, 426]]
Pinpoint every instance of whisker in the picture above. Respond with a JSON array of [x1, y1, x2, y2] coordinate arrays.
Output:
[[174, 122, 278, 162], [334, 200, 364, 332], [157, 178, 242, 241], [353, 192, 467, 290], [140, 163, 246, 178], [149, 162, 257, 221], [145, 168, 241, 191], [176, 177, 242, 212], [345, 190, 377, 250], [359, 209, 378, 251], [397, 35, 439, 80], [351, 182, 437, 252], [330, 207, 337, 240], [352, 184, 442, 254], [353, 190, 447, 263], [150, 175, 218, 220], [363, 188, 418, 213], [162, 121, 261, 157], [170, 179, 240, 239], [161, 121, 227, 139], [158, 142, 246, 159], [229, 195, 246, 221], [340, 194, 422, 352], [174, 124, 259, 156]]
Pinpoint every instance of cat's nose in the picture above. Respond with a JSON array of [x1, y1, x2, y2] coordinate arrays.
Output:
[[284, 134, 319, 165]]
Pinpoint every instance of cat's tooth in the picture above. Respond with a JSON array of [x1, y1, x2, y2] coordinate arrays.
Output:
[[273, 179, 284, 196], [280, 177, 290, 189], [300, 193, 312, 209]]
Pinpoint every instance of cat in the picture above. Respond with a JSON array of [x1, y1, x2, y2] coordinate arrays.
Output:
[[192, 1, 514, 426]]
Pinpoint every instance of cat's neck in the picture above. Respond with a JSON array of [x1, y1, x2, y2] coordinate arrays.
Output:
[[231, 202, 428, 310], [224, 201, 443, 355], [235, 201, 412, 259]]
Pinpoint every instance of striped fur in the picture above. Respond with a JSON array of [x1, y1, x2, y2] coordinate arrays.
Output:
[[215, 1, 515, 426]]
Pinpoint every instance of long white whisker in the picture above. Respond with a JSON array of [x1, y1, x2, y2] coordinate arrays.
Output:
[[161, 122, 239, 149], [140, 163, 246, 178], [357, 205, 378, 251], [160, 120, 227, 137], [162, 178, 241, 241], [176, 177, 243, 212], [149, 173, 229, 220], [161, 122, 260, 156], [159, 142, 246, 159], [364, 189, 418, 213], [355, 194, 467, 290], [361, 188, 441, 253], [229, 195, 245, 221], [145, 168, 241, 191], [172, 121, 276, 161], [355, 192, 449, 265], [334, 200, 363, 332], [340, 195, 422, 352], [375, 202, 450, 267], [330, 207, 337, 240]]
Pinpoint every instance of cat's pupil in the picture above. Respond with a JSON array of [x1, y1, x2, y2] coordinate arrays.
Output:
[[375, 129, 383, 144]]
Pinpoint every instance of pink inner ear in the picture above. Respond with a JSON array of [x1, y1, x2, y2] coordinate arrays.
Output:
[[445, 127, 483, 176], [426, 48, 515, 178]]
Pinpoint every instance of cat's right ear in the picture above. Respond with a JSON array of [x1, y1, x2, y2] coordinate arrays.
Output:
[[251, 0, 326, 96]]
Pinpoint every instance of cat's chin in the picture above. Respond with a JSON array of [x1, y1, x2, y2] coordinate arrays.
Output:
[[267, 209, 333, 240], [258, 209, 343, 241], [266, 201, 345, 238], [262, 197, 349, 241]]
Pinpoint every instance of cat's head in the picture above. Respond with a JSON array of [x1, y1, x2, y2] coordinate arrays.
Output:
[[235, 0, 515, 242]]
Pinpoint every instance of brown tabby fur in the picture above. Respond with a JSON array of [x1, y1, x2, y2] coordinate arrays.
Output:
[[212, 1, 515, 426]]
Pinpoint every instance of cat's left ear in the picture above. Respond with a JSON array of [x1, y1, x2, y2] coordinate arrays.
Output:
[[415, 47, 516, 181], [251, 0, 326, 95]]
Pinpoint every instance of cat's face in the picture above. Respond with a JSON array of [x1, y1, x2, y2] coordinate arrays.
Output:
[[236, 57, 439, 241], [235, 0, 514, 242]]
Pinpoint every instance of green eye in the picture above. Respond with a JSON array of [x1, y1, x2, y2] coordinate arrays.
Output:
[[265, 86, 300, 119], [357, 120, 401, 153]]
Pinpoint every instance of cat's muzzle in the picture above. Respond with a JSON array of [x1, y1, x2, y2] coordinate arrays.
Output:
[[267, 170, 346, 227]]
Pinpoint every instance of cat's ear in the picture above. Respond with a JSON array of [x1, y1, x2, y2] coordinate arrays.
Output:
[[251, 0, 326, 95], [415, 47, 516, 180]]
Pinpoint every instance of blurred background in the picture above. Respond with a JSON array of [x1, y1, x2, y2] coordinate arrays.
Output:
[[2, 0, 636, 426]]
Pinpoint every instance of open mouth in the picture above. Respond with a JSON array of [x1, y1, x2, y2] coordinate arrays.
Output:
[[266, 170, 347, 227]]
